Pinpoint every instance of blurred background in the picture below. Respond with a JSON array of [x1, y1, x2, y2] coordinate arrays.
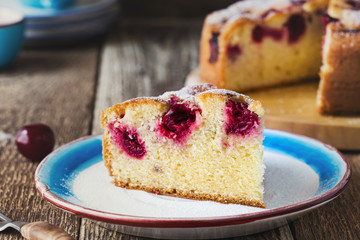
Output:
[[120, 0, 236, 18]]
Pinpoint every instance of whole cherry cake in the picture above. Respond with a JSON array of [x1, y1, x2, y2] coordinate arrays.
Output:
[[101, 84, 266, 208], [199, 0, 360, 115], [200, 0, 328, 92]]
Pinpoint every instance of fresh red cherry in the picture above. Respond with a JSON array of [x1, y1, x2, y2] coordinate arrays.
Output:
[[16, 123, 55, 161]]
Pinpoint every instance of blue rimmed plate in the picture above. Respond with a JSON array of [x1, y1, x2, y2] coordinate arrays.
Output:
[[35, 129, 350, 239]]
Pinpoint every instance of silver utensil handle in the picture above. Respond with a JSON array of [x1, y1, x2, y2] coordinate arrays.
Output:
[[20, 221, 74, 240]]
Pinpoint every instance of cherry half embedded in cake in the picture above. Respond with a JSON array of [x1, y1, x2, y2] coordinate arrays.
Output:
[[108, 122, 146, 159], [226, 44, 242, 61], [225, 99, 260, 136], [159, 97, 201, 143], [251, 13, 306, 44], [252, 25, 284, 43], [209, 32, 219, 63], [285, 13, 306, 43]]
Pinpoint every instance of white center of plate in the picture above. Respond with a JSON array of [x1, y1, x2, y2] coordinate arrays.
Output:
[[72, 150, 319, 218]]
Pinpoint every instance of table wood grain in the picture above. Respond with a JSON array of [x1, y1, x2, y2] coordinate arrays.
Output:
[[0, 18, 359, 240]]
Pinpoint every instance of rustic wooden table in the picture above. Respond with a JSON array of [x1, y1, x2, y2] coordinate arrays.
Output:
[[0, 17, 359, 240]]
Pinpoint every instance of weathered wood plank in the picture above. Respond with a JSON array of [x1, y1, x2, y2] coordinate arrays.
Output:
[[0, 44, 99, 239], [88, 19, 293, 240], [289, 153, 360, 240]]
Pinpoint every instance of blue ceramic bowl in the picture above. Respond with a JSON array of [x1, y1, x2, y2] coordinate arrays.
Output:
[[19, 0, 76, 9], [0, 8, 24, 68]]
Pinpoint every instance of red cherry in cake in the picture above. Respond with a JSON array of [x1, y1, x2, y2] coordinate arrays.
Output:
[[16, 123, 55, 161], [266, 27, 283, 41], [225, 100, 259, 136], [209, 32, 219, 63], [159, 97, 201, 142], [285, 13, 306, 44], [252, 25, 264, 43], [108, 123, 146, 159], [252, 25, 284, 43], [226, 45, 242, 61]]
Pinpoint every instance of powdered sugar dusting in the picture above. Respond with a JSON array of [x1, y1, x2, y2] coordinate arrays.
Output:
[[341, 9, 360, 29], [206, 0, 293, 26], [160, 84, 217, 101], [161, 84, 252, 105], [328, 0, 360, 29], [72, 151, 319, 218]]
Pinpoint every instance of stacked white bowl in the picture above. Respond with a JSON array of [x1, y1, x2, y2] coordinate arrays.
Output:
[[0, 0, 120, 45]]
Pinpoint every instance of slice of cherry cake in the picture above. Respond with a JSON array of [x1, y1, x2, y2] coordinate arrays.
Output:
[[101, 84, 265, 208]]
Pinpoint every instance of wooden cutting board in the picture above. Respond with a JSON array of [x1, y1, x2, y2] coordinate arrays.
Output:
[[186, 71, 360, 150]]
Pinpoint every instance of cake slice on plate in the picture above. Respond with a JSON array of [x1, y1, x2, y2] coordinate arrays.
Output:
[[101, 84, 266, 208]]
